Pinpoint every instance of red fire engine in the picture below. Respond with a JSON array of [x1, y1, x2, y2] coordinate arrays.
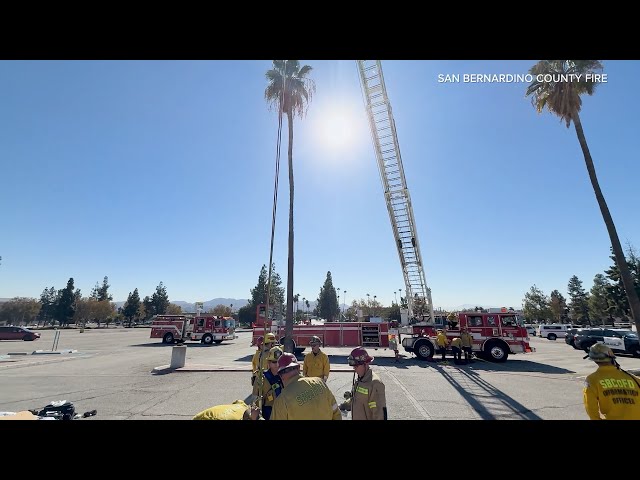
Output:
[[150, 315, 237, 345], [401, 310, 534, 362], [252, 304, 390, 355], [252, 305, 533, 362]]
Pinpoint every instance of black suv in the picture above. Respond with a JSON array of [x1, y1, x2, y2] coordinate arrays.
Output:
[[573, 328, 640, 357], [565, 328, 583, 348]]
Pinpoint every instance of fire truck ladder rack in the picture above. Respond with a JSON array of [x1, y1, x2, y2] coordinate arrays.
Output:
[[356, 60, 435, 325]]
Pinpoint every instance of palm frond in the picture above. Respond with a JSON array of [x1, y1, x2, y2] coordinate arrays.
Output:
[[525, 59, 605, 128], [263, 60, 315, 119]]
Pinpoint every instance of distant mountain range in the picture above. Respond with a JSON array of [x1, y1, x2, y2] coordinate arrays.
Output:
[[111, 298, 251, 312], [0, 297, 252, 312]]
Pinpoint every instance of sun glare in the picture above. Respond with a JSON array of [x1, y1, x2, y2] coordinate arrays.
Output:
[[312, 103, 365, 154]]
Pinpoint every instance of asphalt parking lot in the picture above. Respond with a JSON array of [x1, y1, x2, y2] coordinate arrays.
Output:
[[1, 327, 639, 420]]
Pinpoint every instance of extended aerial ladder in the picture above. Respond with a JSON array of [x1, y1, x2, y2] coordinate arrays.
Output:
[[356, 60, 435, 325]]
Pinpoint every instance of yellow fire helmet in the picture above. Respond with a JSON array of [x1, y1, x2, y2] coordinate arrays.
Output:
[[266, 346, 283, 362], [264, 333, 276, 345]]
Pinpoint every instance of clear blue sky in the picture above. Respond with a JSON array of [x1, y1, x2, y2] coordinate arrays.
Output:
[[1, 60, 638, 310]]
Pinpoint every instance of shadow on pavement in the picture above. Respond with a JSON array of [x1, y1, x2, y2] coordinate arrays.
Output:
[[430, 362, 543, 420], [234, 355, 253, 363], [373, 355, 575, 374]]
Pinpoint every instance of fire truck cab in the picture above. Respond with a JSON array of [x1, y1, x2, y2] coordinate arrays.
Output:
[[150, 315, 237, 345], [402, 310, 534, 362]]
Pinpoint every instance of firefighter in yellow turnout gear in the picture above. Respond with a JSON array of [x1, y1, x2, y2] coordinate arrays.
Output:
[[339, 347, 387, 420], [251, 346, 284, 420], [436, 329, 449, 362], [460, 328, 474, 364], [583, 343, 640, 420], [193, 400, 258, 420], [270, 352, 341, 420], [251, 333, 277, 385], [303, 336, 330, 382]]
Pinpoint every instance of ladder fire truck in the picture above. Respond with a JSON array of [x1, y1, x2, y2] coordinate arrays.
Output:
[[252, 304, 533, 362], [402, 309, 534, 362], [252, 61, 534, 362], [150, 314, 237, 345], [357, 60, 434, 326]]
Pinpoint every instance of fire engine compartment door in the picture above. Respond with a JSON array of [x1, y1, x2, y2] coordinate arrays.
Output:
[[194, 318, 206, 333], [486, 315, 501, 337]]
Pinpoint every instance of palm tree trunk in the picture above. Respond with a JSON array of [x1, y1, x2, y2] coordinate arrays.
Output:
[[573, 112, 640, 331], [284, 110, 295, 353]]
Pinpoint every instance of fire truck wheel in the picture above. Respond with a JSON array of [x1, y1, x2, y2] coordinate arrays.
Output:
[[279, 337, 301, 354], [202, 334, 213, 345], [413, 339, 435, 361], [163, 333, 175, 344], [484, 341, 509, 363]]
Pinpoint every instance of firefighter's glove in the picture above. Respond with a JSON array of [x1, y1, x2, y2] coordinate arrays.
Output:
[[343, 391, 352, 400]]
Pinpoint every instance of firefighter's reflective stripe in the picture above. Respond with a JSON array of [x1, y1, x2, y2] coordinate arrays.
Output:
[[356, 386, 368, 394], [368, 401, 377, 409]]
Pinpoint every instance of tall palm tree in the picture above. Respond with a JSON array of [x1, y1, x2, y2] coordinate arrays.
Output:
[[265, 60, 315, 353], [526, 60, 640, 332]]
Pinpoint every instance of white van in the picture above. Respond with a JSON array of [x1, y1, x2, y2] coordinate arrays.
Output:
[[525, 325, 536, 337], [538, 324, 571, 340]]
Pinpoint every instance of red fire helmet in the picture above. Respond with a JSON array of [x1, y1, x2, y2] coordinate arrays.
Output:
[[277, 352, 300, 373]]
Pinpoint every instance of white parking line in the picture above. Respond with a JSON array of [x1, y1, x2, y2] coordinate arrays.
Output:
[[381, 366, 432, 419]]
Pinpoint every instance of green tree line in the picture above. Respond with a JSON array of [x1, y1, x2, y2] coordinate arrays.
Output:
[[522, 246, 640, 324]]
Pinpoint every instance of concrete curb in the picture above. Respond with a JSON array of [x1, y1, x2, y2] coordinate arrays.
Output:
[[152, 363, 356, 373], [32, 349, 77, 355], [0, 355, 78, 370]]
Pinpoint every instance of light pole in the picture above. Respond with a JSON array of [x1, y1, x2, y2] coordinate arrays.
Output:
[[394, 290, 397, 305], [337, 288, 340, 321], [343, 290, 347, 318], [302, 297, 306, 321], [374, 295, 377, 316], [366, 293, 370, 316]]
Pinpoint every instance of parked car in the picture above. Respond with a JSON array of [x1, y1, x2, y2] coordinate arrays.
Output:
[[564, 328, 583, 348], [0, 326, 41, 341], [573, 328, 640, 357], [525, 325, 536, 336]]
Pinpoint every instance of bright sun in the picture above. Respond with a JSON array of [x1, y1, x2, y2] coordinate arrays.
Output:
[[312, 103, 364, 153]]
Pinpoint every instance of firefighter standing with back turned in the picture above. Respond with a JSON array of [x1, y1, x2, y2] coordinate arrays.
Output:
[[270, 352, 342, 420], [582, 343, 640, 420]]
